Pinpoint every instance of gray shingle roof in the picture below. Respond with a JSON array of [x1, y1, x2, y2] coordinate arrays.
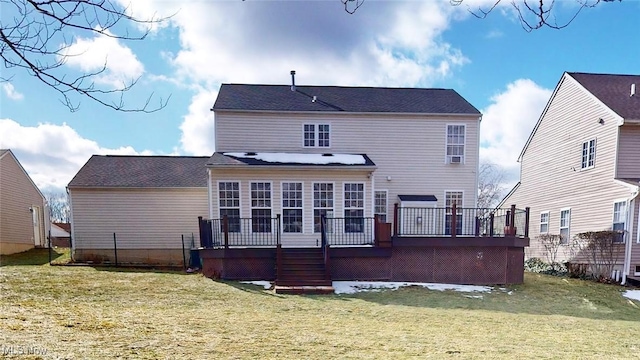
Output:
[[569, 72, 640, 120], [213, 84, 481, 115], [68, 155, 209, 188]]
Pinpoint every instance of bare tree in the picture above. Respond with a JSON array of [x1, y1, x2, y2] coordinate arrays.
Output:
[[477, 162, 506, 209], [537, 233, 563, 265], [570, 230, 624, 279], [45, 191, 70, 223], [1, 0, 171, 112], [343, 0, 620, 31], [453, 0, 621, 31]]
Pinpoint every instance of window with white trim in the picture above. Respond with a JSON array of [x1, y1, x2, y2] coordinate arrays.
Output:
[[250, 182, 272, 233], [344, 183, 364, 233], [313, 183, 333, 233], [581, 139, 596, 169], [613, 201, 627, 243], [540, 211, 549, 234], [282, 182, 303, 233], [303, 124, 330, 148], [446, 125, 465, 163], [560, 209, 571, 244], [219, 182, 240, 232], [445, 191, 463, 235], [374, 190, 388, 223]]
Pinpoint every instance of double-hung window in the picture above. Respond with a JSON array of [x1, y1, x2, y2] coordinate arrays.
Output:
[[445, 191, 463, 235], [303, 124, 330, 148], [540, 211, 549, 234], [344, 183, 365, 233], [581, 139, 596, 169], [446, 125, 465, 164], [613, 201, 627, 243], [282, 182, 303, 233], [250, 182, 272, 233], [219, 182, 240, 232], [374, 190, 388, 223], [559, 208, 571, 244], [313, 183, 333, 233]]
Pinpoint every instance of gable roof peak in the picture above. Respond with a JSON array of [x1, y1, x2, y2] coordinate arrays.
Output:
[[566, 72, 640, 119]]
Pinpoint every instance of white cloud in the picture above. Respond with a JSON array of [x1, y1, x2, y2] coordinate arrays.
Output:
[[121, 1, 477, 154], [0, 119, 151, 191], [2, 83, 24, 100], [480, 79, 552, 185], [179, 89, 217, 155], [61, 29, 145, 88]]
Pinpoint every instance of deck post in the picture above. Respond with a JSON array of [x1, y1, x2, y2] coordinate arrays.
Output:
[[223, 215, 229, 249], [276, 214, 281, 246], [393, 203, 399, 237], [451, 203, 457, 239], [474, 216, 480, 237], [113, 232, 118, 267], [489, 213, 495, 237], [276, 243, 282, 281], [509, 204, 517, 236], [524, 207, 530, 238]]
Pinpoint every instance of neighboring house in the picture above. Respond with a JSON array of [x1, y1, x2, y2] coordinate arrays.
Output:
[[0, 149, 49, 255], [208, 73, 483, 247], [68, 155, 209, 265], [500, 72, 640, 281], [50, 222, 71, 247]]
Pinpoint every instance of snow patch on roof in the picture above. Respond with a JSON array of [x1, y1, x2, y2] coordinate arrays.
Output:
[[224, 152, 366, 165]]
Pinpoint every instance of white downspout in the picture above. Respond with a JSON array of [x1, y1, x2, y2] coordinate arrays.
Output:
[[622, 191, 639, 285], [207, 168, 214, 219]]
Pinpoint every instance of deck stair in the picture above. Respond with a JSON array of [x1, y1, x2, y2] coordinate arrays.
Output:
[[275, 248, 333, 294]]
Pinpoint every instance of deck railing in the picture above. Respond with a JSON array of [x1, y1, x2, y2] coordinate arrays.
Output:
[[198, 215, 281, 248], [321, 216, 376, 246], [197, 205, 529, 249], [394, 204, 529, 238]]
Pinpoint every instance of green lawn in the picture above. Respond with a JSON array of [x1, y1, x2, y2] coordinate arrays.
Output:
[[1, 248, 639, 359]]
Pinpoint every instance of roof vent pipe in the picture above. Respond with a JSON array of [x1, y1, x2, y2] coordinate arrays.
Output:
[[631, 83, 636, 97], [290, 70, 296, 91]]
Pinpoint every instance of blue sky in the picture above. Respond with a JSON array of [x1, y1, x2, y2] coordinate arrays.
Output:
[[1, 0, 639, 192]]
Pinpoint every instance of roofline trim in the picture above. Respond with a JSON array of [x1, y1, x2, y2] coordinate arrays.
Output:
[[205, 164, 377, 171], [68, 186, 208, 190], [212, 108, 481, 118]]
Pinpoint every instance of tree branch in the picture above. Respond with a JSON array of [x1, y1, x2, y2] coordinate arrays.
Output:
[[1, 0, 173, 112]]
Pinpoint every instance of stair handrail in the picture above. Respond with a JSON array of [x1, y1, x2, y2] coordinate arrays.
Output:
[[321, 214, 330, 280]]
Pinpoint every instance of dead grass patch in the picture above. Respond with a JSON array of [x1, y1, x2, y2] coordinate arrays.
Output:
[[1, 250, 639, 359]]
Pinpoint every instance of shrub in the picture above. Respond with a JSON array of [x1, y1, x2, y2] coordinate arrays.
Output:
[[525, 257, 567, 277]]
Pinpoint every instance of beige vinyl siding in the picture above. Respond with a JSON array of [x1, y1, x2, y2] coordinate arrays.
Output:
[[629, 199, 640, 274], [503, 75, 632, 262], [210, 167, 373, 247], [215, 112, 479, 209], [0, 152, 47, 253], [70, 188, 208, 250], [616, 124, 640, 178]]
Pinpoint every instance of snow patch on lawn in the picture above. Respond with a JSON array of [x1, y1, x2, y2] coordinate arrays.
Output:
[[623, 290, 640, 302], [332, 281, 493, 294], [240, 281, 272, 289]]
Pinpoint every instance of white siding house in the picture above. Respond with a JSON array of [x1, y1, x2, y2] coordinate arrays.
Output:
[[501, 72, 640, 282], [209, 74, 482, 246], [68, 156, 209, 265], [0, 149, 49, 254]]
